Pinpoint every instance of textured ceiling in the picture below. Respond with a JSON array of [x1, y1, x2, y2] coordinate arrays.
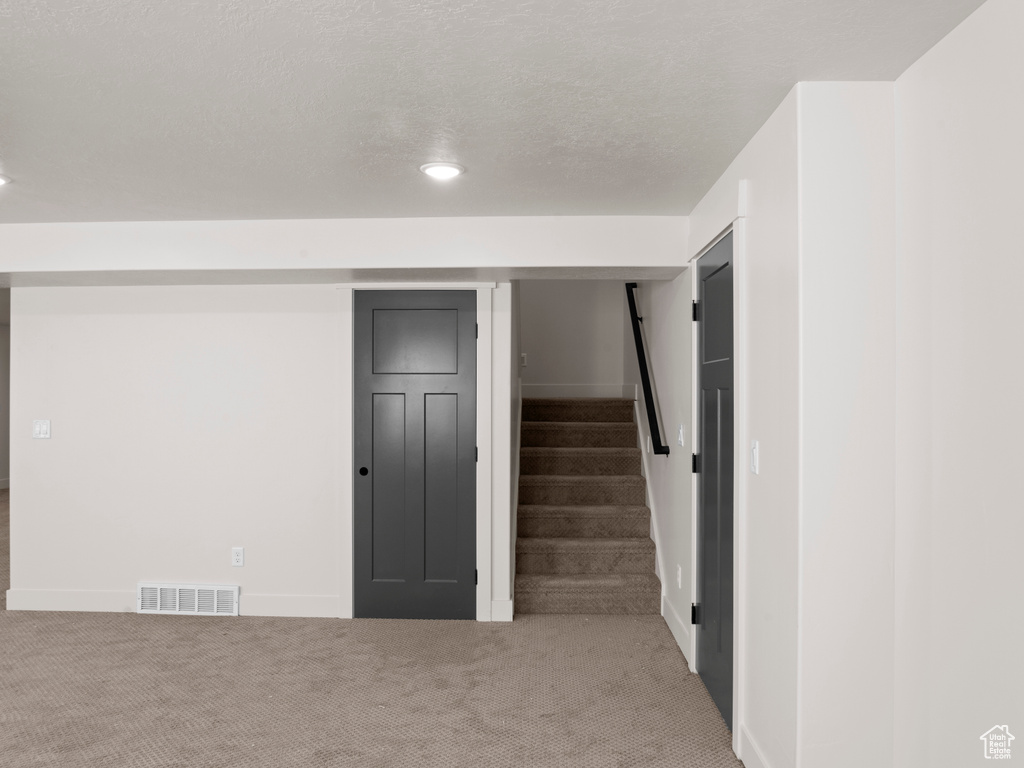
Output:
[[0, 0, 986, 222]]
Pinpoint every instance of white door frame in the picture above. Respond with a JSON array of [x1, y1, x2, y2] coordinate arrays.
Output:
[[336, 282, 510, 622]]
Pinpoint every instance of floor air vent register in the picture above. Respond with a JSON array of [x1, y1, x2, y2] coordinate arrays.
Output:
[[137, 583, 239, 616]]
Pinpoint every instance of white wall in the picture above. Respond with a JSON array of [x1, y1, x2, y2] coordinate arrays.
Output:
[[489, 282, 513, 621], [0, 318, 8, 489], [894, 0, 1024, 764], [684, 82, 898, 768], [509, 281, 523, 602], [623, 275, 695, 666], [797, 82, 897, 768], [688, 88, 801, 768], [9, 285, 346, 616], [7, 282, 514, 620], [681, 40, 1021, 765], [0, 288, 9, 488], [0, 216, 685, 275], [520, 280, 629, 398]]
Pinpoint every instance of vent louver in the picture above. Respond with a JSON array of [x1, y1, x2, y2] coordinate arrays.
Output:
[[137, 583, 239, 616]]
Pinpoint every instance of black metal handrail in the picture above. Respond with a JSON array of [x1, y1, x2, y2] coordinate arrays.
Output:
[[625, 283, 670, 455]]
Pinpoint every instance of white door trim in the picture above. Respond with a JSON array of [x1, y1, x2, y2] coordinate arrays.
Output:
[[338, 283, 499, 622]]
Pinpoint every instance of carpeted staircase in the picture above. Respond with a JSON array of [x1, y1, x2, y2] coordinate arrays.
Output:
[[514, 398, 662, 615]]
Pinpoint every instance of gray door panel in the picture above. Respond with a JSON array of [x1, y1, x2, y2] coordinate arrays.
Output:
[[354, 291, 477, 619], [697, 232, 734, 729]]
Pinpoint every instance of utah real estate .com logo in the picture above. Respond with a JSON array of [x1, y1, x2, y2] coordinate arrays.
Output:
[[980, 725, 1014, 760]]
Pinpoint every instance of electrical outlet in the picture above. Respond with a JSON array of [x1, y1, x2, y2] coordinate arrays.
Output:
[[676, 565, 682, 589], [520, 353, 528, 367], [677, 424, 685, 447], [231, 547, 244, 567]]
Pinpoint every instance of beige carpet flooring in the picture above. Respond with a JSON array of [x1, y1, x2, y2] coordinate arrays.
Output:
[[0, 490, 740, 768]]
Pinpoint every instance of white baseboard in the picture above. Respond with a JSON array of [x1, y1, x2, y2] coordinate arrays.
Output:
[[662, 597, 695, 672], [491, 599, 514, 622], [6, 588, 136, 613], [6, 588, 342, 618], [738, 725, 772, 768], [521, 384, 636, 399], [240, 593, 341, 618]]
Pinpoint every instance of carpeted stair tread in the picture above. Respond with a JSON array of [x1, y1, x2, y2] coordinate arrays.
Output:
[[517, 537, 655, 554], [518, 474, 646, 486], [514, 573, 661, 614], [521, 421, 638, 448], [518, 474, 646, 505], [518, 503, 650, 516], [517, 504, 650, 538], [519, 447, 641, 476], [522, 398, 635, 424], [516, 573, 661, 590], [516, 536, 656, 575]]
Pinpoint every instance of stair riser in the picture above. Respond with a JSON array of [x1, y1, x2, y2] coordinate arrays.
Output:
[[516, 550, 655, 575], [517, 516, 649, 539], [521, 425, 637, 448], [519, 454, 641, 476], [522, 402, 634, 424], [518, 483, 646, 506], [514, 590, 660, 615]]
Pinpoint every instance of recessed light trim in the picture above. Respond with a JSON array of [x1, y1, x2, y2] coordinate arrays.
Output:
[[420, 162, 464, 181]]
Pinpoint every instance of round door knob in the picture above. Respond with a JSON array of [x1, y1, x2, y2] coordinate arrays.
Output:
[[359, 467, 368, 476]]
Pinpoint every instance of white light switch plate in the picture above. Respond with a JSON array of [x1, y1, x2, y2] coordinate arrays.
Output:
[[677, 424, 685, 447], [751, 440, 760, 475], [33, 420, 51, 439]]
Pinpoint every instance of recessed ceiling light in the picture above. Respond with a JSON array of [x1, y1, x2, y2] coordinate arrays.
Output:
[[0, 175, 10, 186], [420, 162, 464, 181]]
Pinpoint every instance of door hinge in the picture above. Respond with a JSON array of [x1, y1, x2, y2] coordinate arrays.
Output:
[[475, 569, 478, 585], [475, 323, 478, 339], [691, 603, 701, 625], [692, 453, 701, 473], [475, 446, 478, 462], [692, 300, 700, 321]]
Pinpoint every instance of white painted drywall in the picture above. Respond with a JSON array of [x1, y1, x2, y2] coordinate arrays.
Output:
[[623, 275, 695, 663], [686, 82, 897, 768], [685, 63, 1010, 768], [490, 282, 513, 621], [508, 280, 523, 610], [797, 82, 897, 768], [7, 283, 511, 620], [0, 288, 9, 488], [894, 0, 1024, 764], [0, 216, 685, 275], [519, 280, 628, 397], [0, 297, 9, 488], [9, 285, 346, 616], [688, 87, 801, 768]]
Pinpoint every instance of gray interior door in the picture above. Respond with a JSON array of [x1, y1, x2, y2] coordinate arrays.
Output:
[[354, 290, 477, 619], [697, 232, 734, 729]]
